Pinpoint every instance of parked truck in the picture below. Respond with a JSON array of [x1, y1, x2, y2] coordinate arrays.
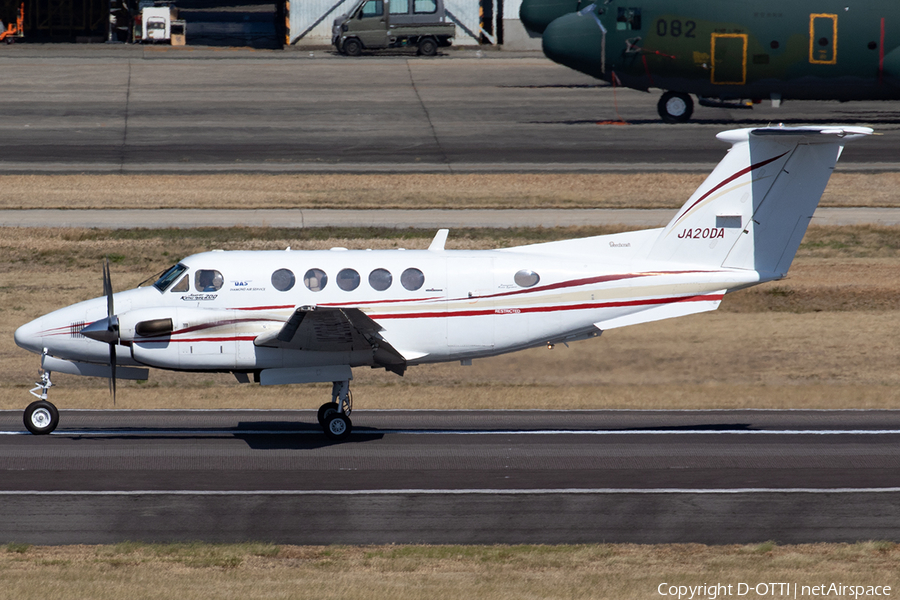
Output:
[[332, 0, 455, 56]]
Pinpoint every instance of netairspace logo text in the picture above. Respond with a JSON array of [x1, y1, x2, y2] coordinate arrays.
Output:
[[658, 582, 892, 600]]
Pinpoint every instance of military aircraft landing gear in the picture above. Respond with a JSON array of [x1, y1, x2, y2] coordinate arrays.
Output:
[[25, 370, 59, 435], [321, 380, 352, 441], [657, 91, 694, 123]]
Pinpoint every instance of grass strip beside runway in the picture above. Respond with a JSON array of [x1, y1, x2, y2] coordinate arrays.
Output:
[[0, 225, 897, 410], [1, 542, 898, 600], [1, 172, 898, 210]]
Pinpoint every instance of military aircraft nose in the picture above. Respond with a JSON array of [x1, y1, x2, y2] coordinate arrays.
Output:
[[14, 317, 45, 355], [519, 0, 580, 34], [542, 11, 606, 79]]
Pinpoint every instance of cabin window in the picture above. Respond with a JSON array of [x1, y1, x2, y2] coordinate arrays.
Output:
[[195, 269, 224, 292], [389, 0, 409, 14], [304, 268, 328, 292], [359, 0, 383, 18], [514, 269, 540, 288], [337, 268, 361, 291], [401, 267, 425, 291], [153, 263, 188, 292], [170, 274, 189, 293], [369, 268, 393, 291], [414, 0, 436, 14], [271, 268, 295, 292], [616, 7, 641, 30]]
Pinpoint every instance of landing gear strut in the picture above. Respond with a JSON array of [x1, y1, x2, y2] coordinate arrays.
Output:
[[319, 379, 352, 441], [25, 369, 59, 435]]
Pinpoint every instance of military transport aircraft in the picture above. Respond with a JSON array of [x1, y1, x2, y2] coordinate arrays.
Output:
[[520, 0, 900, 122], [15, 125, 870, 440]]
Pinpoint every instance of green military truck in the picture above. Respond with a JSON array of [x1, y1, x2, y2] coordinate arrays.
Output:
[[332, 0, 455, 56]]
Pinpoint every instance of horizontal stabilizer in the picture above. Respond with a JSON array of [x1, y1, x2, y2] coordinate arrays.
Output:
[[594, 292, 724, 330]]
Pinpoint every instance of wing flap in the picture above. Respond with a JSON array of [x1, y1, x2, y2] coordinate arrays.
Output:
[[254, 306, 409, 375]]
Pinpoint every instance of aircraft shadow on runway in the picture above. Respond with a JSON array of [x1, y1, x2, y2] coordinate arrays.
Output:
[[234, 421, 385, 450]]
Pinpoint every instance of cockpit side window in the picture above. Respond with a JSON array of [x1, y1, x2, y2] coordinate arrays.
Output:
[[195, 269, 224, 292], [170, 274, 189, 293], [617, 7, 641, 30], [153, 263, 188, 292]]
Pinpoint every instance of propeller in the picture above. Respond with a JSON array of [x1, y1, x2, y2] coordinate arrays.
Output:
[[81, 258, 119, 404]]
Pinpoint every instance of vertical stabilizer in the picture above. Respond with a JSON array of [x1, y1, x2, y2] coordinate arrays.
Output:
[[646, 126, 871, 279]]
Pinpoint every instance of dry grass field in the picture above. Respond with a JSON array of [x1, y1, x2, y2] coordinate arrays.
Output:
[[0, 172, 898, 209], [1, 541, 898, 600], [0, 224, 897, 411]]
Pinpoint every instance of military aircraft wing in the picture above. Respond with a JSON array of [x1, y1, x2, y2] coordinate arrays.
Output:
[[253, 306, 408, 375]]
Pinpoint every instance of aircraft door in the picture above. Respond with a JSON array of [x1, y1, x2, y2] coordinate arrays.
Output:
[[809, 14, 837, 65], [445, 257, 495, 353], [710, 33, 747, 85]]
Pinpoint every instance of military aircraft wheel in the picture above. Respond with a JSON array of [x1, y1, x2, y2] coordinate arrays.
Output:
[[23, 400, 59, 435], [323, 413, 352, 441], [342, 38, 362, 57], [658, 91, 694, 123], [317, 401, 339, 427], [418, 37, 438, 56]]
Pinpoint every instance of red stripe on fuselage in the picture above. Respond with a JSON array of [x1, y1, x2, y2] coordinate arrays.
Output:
[[370, 293, 724, 320]]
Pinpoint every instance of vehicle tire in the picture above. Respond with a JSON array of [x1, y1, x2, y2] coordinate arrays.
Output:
[[317, 401, 339, 427], [24, 400, 59, 435], [657, 91, 694, 123], [417, 37, 438, 56], [324, 413, 352, 441], [342, 38, 362, 57]]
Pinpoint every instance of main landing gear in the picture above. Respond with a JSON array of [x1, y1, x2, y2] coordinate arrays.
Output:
[[25, 370, 59, 435], [317, 380, 353, 441]]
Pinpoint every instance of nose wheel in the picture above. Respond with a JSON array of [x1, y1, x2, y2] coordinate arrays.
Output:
[[24, 369, 59, 435], [657, 91, 694, 123], [24, 400, 59, 435]]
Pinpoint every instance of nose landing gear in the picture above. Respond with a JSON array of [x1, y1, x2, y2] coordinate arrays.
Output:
[[25, 369, 59, 435]]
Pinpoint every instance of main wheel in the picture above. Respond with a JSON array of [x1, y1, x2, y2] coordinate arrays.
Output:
[[323, 413, 352, 441], [417, 37, 437, 56], [317, 401, 338, 427], [24, 400, 59, 435], [657, 91, 694, 123], [342, 38, 362, 57]]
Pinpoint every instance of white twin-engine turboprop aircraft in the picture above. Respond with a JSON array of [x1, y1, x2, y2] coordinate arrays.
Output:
[[15, 126, 871, 439]]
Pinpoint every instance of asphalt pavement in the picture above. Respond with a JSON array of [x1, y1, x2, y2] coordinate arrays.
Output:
[[1, 409, 898, 544]]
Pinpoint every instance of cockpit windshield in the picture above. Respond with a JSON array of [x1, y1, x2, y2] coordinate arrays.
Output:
[[153, 263, 188, 292]]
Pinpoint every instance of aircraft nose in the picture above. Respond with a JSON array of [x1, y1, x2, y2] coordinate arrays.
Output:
[[542, 12, 606, 79], [519, 0, 580, 34], [14, 317, 45, 355]]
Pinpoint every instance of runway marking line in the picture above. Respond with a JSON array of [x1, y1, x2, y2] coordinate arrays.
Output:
[[1, 488, 899, 496], [2, 428, 900, 436]]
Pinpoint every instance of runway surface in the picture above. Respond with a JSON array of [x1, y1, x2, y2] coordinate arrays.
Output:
[[2, 409, 899, 544], [1, 46, 898, 173], [1, 207, 899, 229]]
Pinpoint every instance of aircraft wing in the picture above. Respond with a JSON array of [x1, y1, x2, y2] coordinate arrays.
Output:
[[253, 306, 407, 375]]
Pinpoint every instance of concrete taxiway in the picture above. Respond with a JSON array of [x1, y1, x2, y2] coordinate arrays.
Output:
[[1, 409, 898, 545], [1, 207, 898, 229], [0, 46, 898, 173]]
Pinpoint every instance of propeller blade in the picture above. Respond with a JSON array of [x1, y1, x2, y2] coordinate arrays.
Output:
[[102, 258, 116, 405], [103, 258, 114, 317], [109, 343, 117, 405]]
